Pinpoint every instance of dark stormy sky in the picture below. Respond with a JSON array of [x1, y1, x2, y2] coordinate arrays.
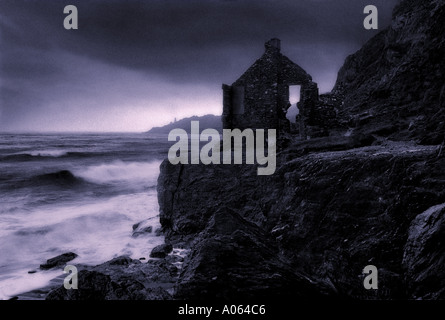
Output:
[[0, 0, 399, 132]]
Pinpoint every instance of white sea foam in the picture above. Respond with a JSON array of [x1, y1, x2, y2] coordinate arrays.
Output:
[[0, 269, 62, 300], [0, 133, 169, 300], [74, 160, 161, 185], [27, 150, 69, 157], [0, 191, 164, 300]]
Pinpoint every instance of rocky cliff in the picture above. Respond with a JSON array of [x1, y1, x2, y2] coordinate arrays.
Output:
[[45, 0, 445, 301], [158, 140, 445, 299], [332, 0, 445, 145], [156, 0, 445, 300]]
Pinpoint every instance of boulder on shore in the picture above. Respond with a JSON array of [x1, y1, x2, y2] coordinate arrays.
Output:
[[40, 252, 78, 270], [46, 256, 177, 300], [150, 243, 173, 258]]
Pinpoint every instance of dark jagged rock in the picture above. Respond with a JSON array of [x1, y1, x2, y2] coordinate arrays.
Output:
[[150, 243, 173, 259], [157, 141, 445, 299], [106, 256, 133, 266], [48, 0, 445, 301], [40, 252, 78, 270], [131, 220, 153, 237], [46, 256, 177, 300], [333, 0, 445, 144], [174, 208, 334, 299], [403, 203, 445, 299]]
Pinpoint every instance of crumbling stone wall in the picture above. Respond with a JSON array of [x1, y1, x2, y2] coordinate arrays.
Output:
[[222, 39, 321, 139]]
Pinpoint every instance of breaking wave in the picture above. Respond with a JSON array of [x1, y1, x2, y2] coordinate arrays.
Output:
[[1, 150, 92, 161], [73, 160, 161, 185]]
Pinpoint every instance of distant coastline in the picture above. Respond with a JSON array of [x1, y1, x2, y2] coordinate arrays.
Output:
[[146, 114, 222, 134]]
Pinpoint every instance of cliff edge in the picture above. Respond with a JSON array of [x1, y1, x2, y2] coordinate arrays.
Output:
[[157, 0, 445, 300], [332, 0, 445, 144], [158, 141, 445, 299], [45, 0, 445, 300]]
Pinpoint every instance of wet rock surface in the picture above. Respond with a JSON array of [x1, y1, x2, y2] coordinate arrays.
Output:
[[42, 0, 445, 300], [46, 256, 178, 300], [174, 208, 334, 300], [40, 252, 78, 270], [332, 0, 445, 144], [157, 141, 445, 299], [131, 220, 153, 237], [403, 203, 445, 299], [150, 243, 173, 258]]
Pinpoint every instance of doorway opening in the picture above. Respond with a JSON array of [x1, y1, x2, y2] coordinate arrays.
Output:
[[286, 85, 301, 123]]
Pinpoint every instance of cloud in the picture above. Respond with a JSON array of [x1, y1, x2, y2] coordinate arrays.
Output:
[[0, 0, 399, 132], [1, 49, 220, 132]]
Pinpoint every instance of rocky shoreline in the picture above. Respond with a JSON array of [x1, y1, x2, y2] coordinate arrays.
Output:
[[28, 139, 443, 300], [14, 244, 187, 300], [156, 140, 444, 300], [15, 0, 445, 300]]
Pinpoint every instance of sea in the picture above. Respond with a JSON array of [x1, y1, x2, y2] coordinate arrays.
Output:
[[0, 132, 171, 300]]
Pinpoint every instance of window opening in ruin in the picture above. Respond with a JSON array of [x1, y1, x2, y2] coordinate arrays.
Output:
[[286, 85, 301, 123]]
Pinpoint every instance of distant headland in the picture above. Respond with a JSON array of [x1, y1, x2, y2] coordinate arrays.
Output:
[[146, 114, 222, 134]]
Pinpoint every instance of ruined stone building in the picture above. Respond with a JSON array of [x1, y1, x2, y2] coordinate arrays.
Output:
[[222, 38, 322, 139]]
